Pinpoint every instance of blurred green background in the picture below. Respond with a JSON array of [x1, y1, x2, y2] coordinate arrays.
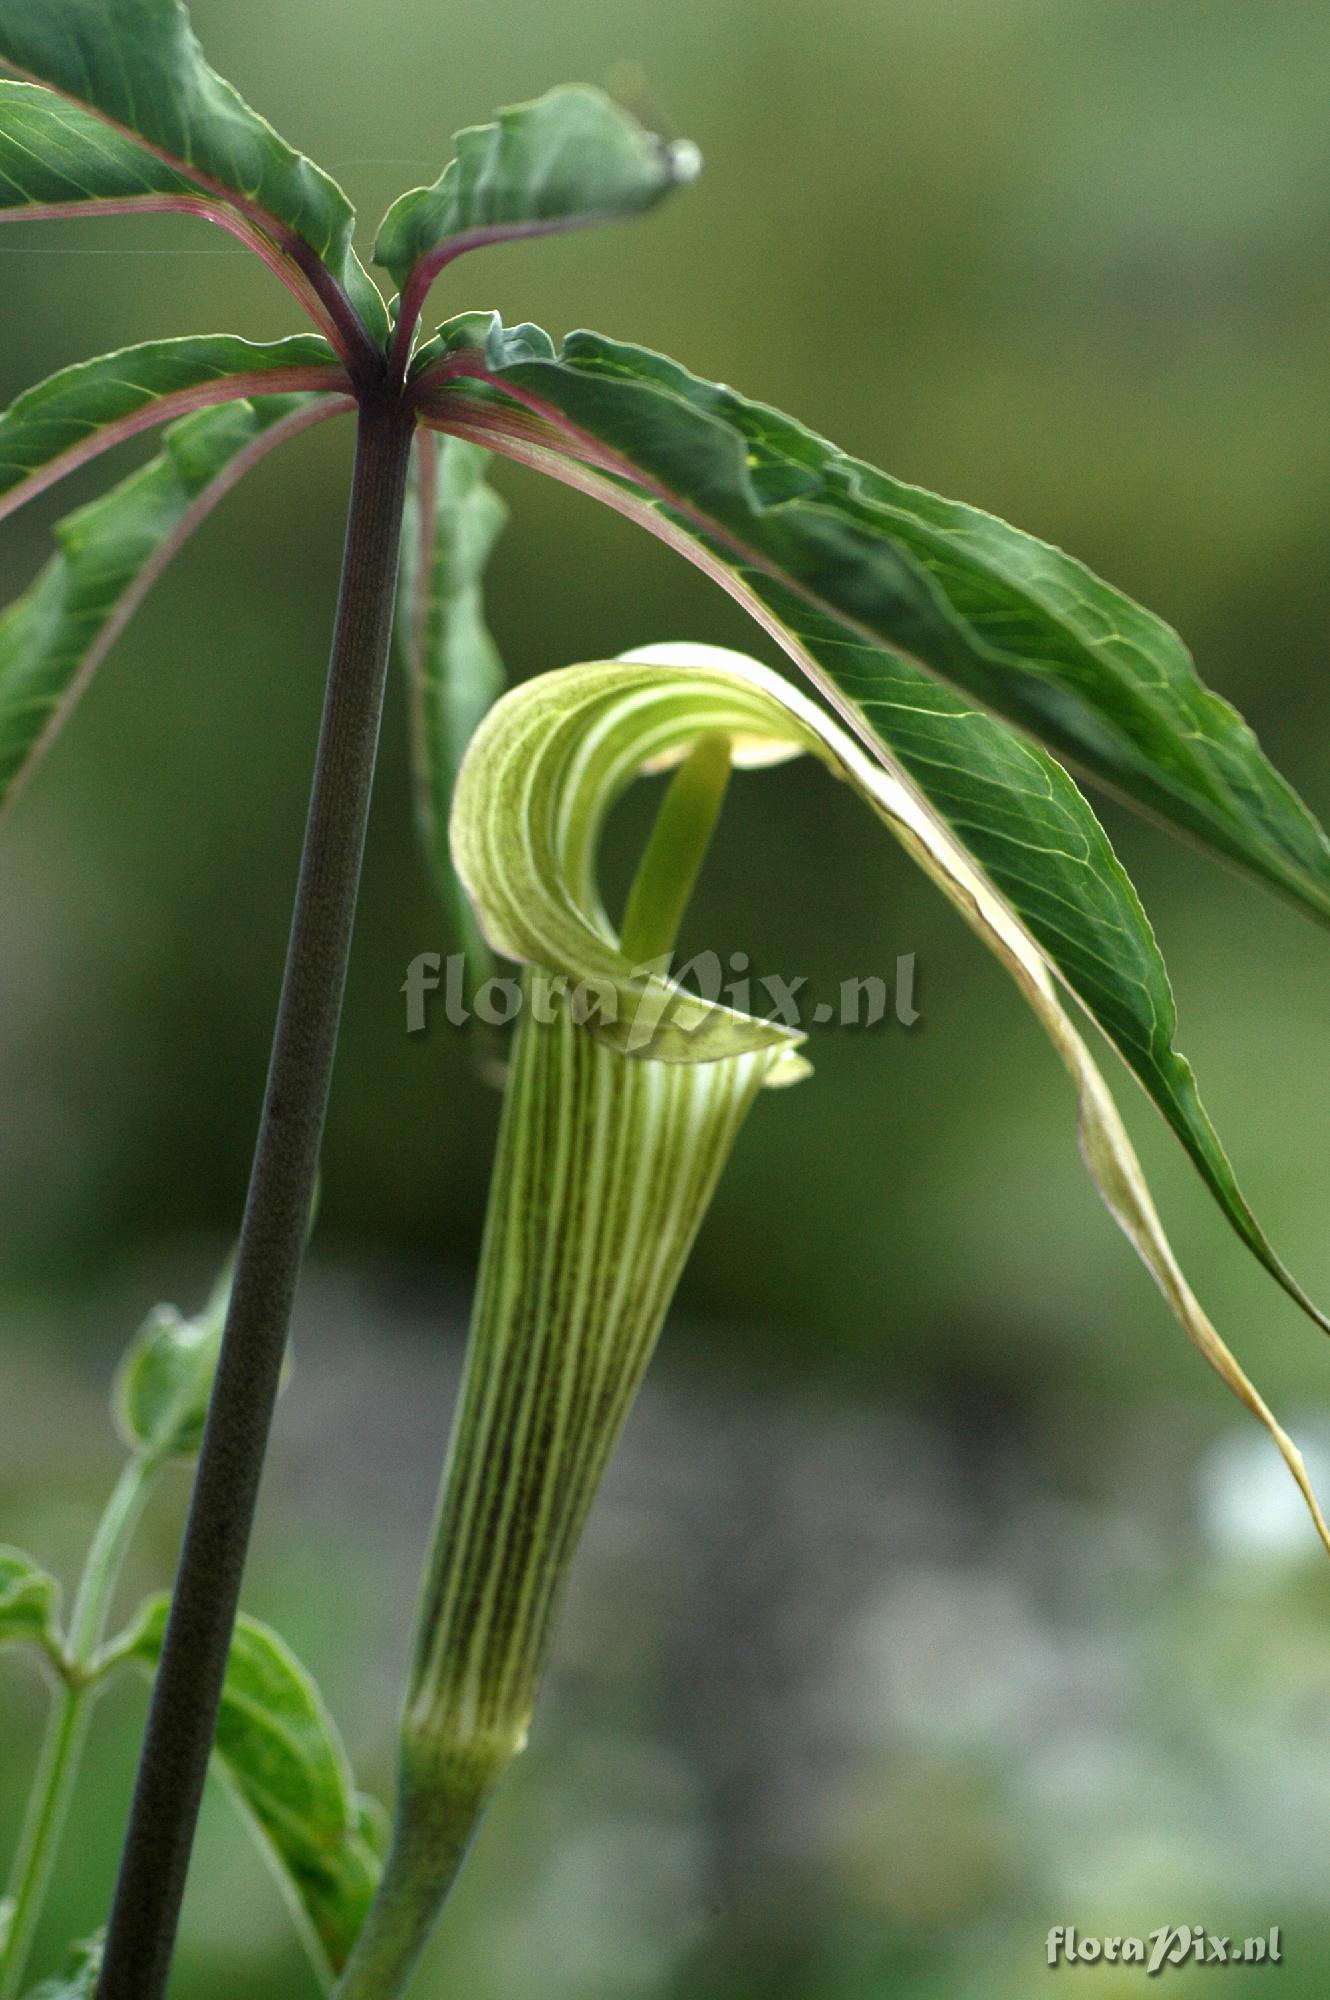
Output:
[[6, 0, 1330, 1992]]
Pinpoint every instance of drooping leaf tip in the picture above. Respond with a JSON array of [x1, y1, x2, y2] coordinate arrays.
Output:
[[666, 138, 703, 186]]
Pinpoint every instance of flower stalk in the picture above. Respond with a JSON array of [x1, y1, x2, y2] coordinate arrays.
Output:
[[96, 395, 415, 2000]]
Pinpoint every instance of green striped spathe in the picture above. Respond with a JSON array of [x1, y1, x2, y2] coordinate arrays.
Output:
[[405, 974, 782, 1780], [334, 979, 790, 1998]]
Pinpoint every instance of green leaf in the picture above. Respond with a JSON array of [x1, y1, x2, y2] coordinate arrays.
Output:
[[0, 79, 194, 213], [19, 1934, 102, 1999], [396, 435, 508, 1000], [417, 317, 1330, 923], [113, 1259, 233, 1460], [0, 2, 387, 357], [128, 1600, 382, 1981], [0, 392, 348, 817], [0, 333, 347, 527], [452, 644, 1330, 1563], [418, 314, 1330, 1333], [749, 578, 1330, 1334], [377, 85, 699, 330], [0, 1547, 61, 1653]]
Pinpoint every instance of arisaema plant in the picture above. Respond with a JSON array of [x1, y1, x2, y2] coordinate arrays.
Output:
[[1, 5, 1329, 1996]]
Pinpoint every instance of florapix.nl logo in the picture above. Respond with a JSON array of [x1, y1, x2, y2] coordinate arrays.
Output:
[[1046, 1925, 1282, 1973], [402, 948, 922, 1041]]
